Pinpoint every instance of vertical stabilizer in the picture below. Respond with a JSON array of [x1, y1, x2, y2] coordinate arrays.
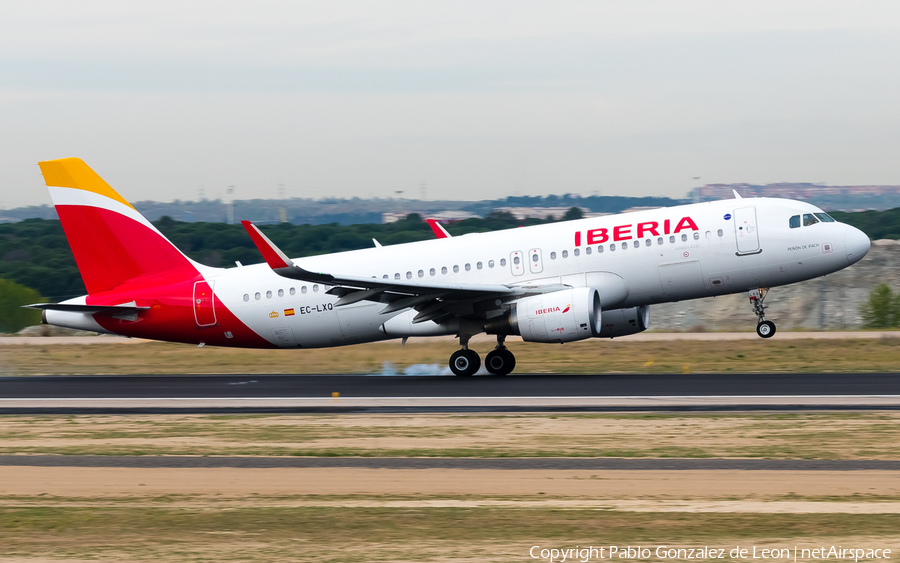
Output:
[[38, 158, 199, 294]]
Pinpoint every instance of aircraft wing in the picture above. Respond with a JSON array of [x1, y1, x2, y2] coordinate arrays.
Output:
[[241, 221, 548, 320]]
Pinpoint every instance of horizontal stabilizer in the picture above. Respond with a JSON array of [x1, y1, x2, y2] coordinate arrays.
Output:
[[24, 303, 150, 314]]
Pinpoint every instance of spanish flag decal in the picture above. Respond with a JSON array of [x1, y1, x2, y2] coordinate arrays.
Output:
[[284, 308, 295, 316]]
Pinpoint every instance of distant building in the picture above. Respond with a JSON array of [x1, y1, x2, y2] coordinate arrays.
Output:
[[493, 206, 602, 220], [693, 183, 900, 211], [381, 210, 479, 224]]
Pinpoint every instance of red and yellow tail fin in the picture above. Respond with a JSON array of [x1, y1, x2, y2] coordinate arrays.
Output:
[[38, 158, 198, 294]]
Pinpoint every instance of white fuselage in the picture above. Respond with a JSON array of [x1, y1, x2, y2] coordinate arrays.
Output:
[[193, 197, 869, 348]]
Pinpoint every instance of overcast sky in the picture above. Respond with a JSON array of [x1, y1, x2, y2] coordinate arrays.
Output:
[[2, 1, 900, 208]]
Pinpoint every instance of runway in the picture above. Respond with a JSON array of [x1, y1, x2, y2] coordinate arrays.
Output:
[[2, 372, 899, 412]]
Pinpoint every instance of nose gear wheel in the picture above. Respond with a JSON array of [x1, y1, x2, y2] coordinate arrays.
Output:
[[748, 288, 777, 338]]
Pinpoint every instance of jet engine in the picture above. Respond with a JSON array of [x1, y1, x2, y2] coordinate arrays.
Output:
[[597, 305, 649, 338], [485, 287, 601, 343]]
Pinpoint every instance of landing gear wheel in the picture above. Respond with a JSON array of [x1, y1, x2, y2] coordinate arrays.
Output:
[[485, 349, 516, 375], [450, 349, 481, 376], [756, 320, 776, 339]]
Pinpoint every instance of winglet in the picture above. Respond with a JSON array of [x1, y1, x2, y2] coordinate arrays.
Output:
[[240, 221, 293, 269], [241, 220, 335, 284], [733, 189, 743, 199], [426, 218, 452, 239]]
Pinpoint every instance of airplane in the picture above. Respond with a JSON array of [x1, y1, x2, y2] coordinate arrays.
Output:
[[28, 158, 871, 376]]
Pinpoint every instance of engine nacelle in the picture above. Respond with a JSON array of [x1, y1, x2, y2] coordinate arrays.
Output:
[[597, 305, 649, 338], [486, 287, 601, 343]]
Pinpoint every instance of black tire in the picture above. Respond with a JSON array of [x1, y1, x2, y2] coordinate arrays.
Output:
[[756, 320, 776, 338], [485, 349, 515, 376], [450, 349, 481, 376]]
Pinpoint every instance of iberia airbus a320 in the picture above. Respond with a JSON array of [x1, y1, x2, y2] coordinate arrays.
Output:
[[29, 158, 871, 376]]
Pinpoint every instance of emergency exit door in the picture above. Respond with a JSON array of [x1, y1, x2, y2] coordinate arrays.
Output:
[[734, 206, 761, 255], [528, 248, 543, 274], [193, 280, 217, 327]]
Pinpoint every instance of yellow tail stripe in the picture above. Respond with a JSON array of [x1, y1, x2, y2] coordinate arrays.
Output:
[[38, 158, 135, 210]]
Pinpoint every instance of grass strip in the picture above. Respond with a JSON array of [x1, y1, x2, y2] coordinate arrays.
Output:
[[3, 337, 900, 375]]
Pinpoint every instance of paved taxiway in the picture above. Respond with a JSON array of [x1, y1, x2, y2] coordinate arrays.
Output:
[[1, 372, 899, 412], [1, 455, 898, 470]]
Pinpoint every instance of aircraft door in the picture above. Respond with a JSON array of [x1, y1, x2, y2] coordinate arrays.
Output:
[[192, 280, 217, 327], [510, 251, 524, 276], [528, 248, 543, 274], [734, 206, 761, 255]]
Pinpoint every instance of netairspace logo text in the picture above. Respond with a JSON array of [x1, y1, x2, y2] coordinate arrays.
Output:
[[529, 545, 892, 563]]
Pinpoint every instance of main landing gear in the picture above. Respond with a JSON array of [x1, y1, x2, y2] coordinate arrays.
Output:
[[485, 335, 515, 376], [749, 288, 776, 338], [449, 334, 517, 376]]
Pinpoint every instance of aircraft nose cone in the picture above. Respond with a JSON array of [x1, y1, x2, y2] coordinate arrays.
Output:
[[844, 225, 870, 265]]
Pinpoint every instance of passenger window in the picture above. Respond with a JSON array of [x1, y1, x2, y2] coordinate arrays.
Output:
[[278, 289, 284, 297], [597, 245, 604, 253], [621, 242, 628, 249], [789, 215, 801, 228], [313, 285, 319, 292], [532, 254, 539, 262], [814, 212, 835, 222], [430, 268, 436, 276], [693, 232, 700, 240], [562, 250, 568, 258], [266, 290, 272, 299], [255, 292, 261, 300], [290, 287, 296, 295], [634, 240, 640, 248], [645, 238, 651, 246], [477, 261, 483, 270], [453, 265, 460, 273], [574, 248, 580, 256], [669, 236, 675, 243], [465, 263, 471, 271], [610, 244, 616, 251], [657, 237, 663, 245], [585, 246, 592, 255], [441, 266, 448, 274], [394, 273, 401, 280], [301, 286, 308, 294], [418, 270, 424, 278], [717, 229, 723, 237], [500, 258, 507, 266], [681, 234, 688, 242], [243, 294, 249, 302], [803, 213, 819, 226], [488, 260, 495, 268], [513, 256, 520, 265], [550, 252, 557, 259]]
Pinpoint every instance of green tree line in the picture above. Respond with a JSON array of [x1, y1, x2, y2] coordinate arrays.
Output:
[[0, 211, 551, 301], [0, 206, 894, 304]]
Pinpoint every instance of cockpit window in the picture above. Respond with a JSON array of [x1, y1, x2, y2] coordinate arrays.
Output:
[[814, 212, 835, 223], [789, 215, 801, 229], [803, 213, 819, 227]]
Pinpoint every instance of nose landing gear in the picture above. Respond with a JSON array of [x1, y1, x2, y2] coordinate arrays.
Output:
[[749, 288, 776, 338]]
